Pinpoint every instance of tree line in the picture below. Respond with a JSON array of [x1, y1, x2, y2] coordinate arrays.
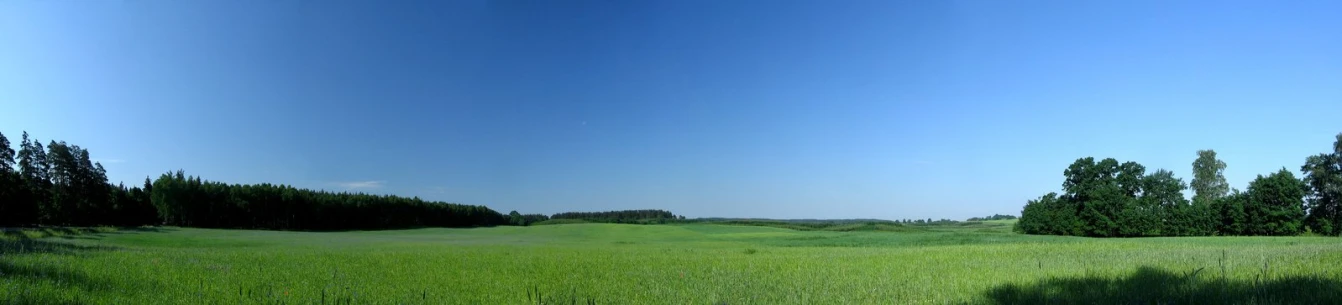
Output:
[[967, 214, 1018, 221], [0, 130, 507, 230], [151, 171, 506, 230], [507, 211, 550, 226], [549, 209, 681, 223], [0, 131, 158, 227], [1017, 133, 1342, 237]]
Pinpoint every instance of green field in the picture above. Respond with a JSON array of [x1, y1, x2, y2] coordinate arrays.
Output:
[[3, 221, 1341, 304]]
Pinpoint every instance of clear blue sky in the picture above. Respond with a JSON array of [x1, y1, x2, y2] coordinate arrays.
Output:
[[2, 1, 1340, 220]]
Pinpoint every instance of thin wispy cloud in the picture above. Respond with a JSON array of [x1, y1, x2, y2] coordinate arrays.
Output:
[[335, 181, 385, 189]]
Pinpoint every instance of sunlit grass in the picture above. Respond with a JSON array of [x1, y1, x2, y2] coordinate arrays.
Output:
[[2, 224, 1340, 304]]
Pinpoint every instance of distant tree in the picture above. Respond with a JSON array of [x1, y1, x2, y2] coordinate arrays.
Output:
[[968, 214, 1017, 221], [550, 210, 678, 224], [1016, 192, 1081, 235], [1243, 169, 1308, 236], [1191, 150, 1231, 203], [519, 213, 549, 225], [150, 170, 506, 230], [508, 210, 524, 226]]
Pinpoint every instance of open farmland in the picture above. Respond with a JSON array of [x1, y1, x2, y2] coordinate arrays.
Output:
[[3, 221, 1340, 304]]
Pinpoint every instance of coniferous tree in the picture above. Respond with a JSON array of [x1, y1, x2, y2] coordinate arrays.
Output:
[[2, 130, 520, 230], [0, 131, 13, 172], [0, 131, 27, 225], [149, 171, 506, 230], [17, 133, 52, 225]]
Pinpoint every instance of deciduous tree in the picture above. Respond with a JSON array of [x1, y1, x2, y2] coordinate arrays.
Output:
[[1302, 134, 1342, 235], [1191, 150, 1230, 203], [1243, 169, 1307, 236]]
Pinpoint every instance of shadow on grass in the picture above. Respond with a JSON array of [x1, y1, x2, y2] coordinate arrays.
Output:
[[984, 266, 1342, 305], [1, 226, 176, 242], [109, 226, 177, 233], [2, 227, 108, 241], [1, 232, 139, 304], [0, 238, 119, 255]]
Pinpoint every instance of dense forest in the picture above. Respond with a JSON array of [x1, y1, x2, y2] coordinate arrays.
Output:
[[549, 209, 682, 223], [0, 131, 158, 227], [507, 211, 551, 226], [151, 171, 506, 230], [0, 131, 505, 230], [1017, 133, 1342, 237]]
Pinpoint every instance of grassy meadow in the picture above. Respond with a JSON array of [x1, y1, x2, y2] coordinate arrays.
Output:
[[3, 221, 1341, 304]]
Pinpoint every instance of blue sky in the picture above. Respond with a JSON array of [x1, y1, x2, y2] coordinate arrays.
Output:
[[2, 1, 1340, 220]]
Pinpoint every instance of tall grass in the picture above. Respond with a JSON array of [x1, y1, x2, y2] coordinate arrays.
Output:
[[1, 224, 1339, 304]]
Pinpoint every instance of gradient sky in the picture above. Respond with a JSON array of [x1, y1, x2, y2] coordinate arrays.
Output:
[[2, 1, 1340, 220]]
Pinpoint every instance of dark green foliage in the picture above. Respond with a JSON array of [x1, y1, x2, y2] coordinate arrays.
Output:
[[1015, 193, 1082, 235], [1302, 134, 1342, 235], [1023, 134, 1342, 237], [1052, 157, 1173, 237], [1137, 169, 1190, 236], [1210, 191, 1249, 235], [0, 170, 31, 226], [1021, 152, 1319, 237], [0, 131, 13, 172], [550, 210, 678, 224], [1018, 157, 1210, 237], [108, 182, 159, 227], [0, 131, 32, 226], [1, 132, 148, 227], [13, 132, 51, 226], [508, 211, 550, 226], [3, 130, 516, 231], [150, 171, 507, 230], [1242, 169, 1307, 236], [43, 141, 114, 226], [1056, 157, 1133, 237], [966, 214, 1017, 221], [1165, 199, 1217, 236]]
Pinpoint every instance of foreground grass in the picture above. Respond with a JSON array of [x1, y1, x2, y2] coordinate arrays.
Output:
[[2, 223, 1340, 304]]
